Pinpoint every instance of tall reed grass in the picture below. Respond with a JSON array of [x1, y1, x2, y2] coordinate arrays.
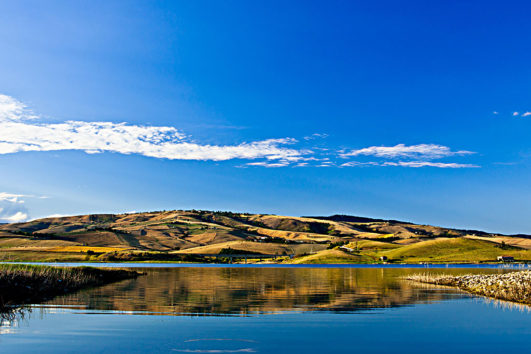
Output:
[[0, 264, 138, 311]]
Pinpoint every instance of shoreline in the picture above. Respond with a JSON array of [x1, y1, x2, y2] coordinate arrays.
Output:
[[2, 258, 531, 266], [1, 261, 530, 269], [0, 264, 140, 312], [406, 271, 531, 305]]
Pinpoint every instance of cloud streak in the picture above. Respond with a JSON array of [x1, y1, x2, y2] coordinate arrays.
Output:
[[246, 161, 291, 168], [0, 94, 478, 168], [341, 161, 477, 168], [382, 161, 479, 168], [0, 95, 307, 163], [303, 133, 329, 140], [340, 161, 379, 167], [340, 144, 474, 160], [0, 192, 29, 204]]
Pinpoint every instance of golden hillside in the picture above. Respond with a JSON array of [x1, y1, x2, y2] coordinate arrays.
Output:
[[0, 210, 530, 263]]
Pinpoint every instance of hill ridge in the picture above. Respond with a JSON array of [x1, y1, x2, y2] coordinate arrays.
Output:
[[0, 210, 530, 263]]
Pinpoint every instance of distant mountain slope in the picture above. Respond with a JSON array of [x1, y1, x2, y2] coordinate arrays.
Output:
[[0, 210, 529, 263]]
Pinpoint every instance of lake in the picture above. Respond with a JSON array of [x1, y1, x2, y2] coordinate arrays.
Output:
[[1, 264, 530, 353]]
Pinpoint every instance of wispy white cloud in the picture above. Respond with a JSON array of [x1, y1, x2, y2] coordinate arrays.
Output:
[[340, 144, 474, 160], [493, 161, 518, 166], [0, 192, 46, 203], [382, 161, 479, 168], [493, 110, 531, 118], [246, 161, 290, 168], [0, 94, 308, 164], [340, 161, 477, 168], [0, 192, 28, 204], [340, 161, 379, 167], [303, 133, 329, 140], [0, 94, 38, 122], [0, 94, 479, 169]]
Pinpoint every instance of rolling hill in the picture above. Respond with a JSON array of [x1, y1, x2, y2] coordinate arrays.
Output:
[[0, 210, 530, 263]]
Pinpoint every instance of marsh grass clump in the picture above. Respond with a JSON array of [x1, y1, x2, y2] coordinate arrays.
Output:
[[0, 264, 139, 312], [406, 271, 531, 305]]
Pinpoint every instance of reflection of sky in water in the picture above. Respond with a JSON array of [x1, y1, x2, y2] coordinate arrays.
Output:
[[1, 299, 531, 354], [0, 324, 17, 335], [1, 267, 530, 353]]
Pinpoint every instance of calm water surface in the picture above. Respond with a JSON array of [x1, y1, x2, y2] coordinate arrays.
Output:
[[1, 265, 530, 353]]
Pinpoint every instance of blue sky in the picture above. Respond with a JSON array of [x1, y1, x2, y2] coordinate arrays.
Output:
[[0, 0, 530, 233]]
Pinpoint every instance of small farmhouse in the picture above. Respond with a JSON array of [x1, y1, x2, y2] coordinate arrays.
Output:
[[497, 255, 514, 262]]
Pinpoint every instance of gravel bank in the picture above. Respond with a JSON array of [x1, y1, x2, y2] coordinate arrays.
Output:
[[406, 271, 531, 304]]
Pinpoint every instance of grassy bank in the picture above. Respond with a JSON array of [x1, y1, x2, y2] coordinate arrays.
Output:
[[406, 271, 531, 305], [378, 238, 531, 263], [0, 264, 139, 311]]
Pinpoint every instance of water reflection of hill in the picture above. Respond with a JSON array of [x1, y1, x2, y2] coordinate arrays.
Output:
[[42, 268, 502, 315]]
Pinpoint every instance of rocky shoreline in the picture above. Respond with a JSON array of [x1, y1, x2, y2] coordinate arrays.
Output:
[[406, 271, 531, 305]]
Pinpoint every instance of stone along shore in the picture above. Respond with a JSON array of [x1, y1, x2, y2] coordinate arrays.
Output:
[[406, 271, 531, 305]]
